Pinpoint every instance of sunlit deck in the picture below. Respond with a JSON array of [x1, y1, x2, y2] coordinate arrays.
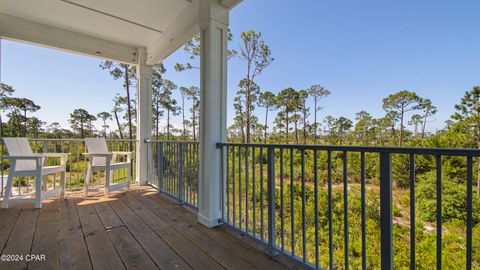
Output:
[[0, 186, 306, 270]]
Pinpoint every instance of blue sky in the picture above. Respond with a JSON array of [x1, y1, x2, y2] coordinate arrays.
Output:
[[1, 0, 479, 133]]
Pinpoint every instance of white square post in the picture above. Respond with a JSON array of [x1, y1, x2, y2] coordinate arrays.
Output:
[[197, 0, 229, 227], [136, 47, 153, 185]]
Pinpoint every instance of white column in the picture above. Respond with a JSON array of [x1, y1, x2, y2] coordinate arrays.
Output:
[[136, 47, 153, 185], [197, 0, 229, 227]]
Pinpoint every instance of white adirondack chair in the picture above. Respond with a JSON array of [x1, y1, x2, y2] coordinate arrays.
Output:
[[2, 138, 67, 208], [83, 138, 132, 197]]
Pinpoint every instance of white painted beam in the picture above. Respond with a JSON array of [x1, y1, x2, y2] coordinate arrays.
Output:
[[197, 0, 229, 228], [0, 13, 137, 64], [135, 47, 153, 185], [220, 0, 243, 9], [146, 1, 199, 65]]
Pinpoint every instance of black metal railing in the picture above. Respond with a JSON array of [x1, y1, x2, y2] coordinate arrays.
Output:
[[146, 140, 200, 208], [217, 143, 480, 270]]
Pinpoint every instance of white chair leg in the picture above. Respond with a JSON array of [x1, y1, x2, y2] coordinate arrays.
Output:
[[84, 164, 92, 197], [42, 175, 48, 191], [2, 170, 15, 209], [60, 171, 66, 199], [105, 168, 110, 198], [35, 171, 42, 208], [127, 167, 131, 190]]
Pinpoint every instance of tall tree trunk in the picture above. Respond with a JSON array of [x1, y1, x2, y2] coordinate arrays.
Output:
[[313, 100, 318, 144], [264, 107, 268, 144], [477, 127, 480, 195], [23, 109, 27, 137], [0, 114, 4, 138], [155, 114, 159, 139], [421, 113, 428, 139], [167, 109, 170, 140], [113, 111, 123, 139], [182, 96, 186, 139], [285, 110, 289, 144], [192, 109, 197, 141], [245, 83, 251, 144], [80, 121, 84, 139], [124, 66, 133, 151], [399, 107, 404, 146], [303, 102, 307, 144], [294, 115, 299, 144], [103, 120, 107, 138]]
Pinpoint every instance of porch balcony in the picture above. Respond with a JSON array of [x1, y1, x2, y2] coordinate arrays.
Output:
[[0, 0, 478, 269]]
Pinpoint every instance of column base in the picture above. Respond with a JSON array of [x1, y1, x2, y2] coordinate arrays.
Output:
[[197, 213, 221, 228]]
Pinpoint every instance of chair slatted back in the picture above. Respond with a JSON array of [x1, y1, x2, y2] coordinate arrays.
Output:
[[85, 138, 109, 166], [3, 137, 37, 171]]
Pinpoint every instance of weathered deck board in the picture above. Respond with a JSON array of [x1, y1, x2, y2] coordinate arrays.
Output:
[[29, 200, 60, 270], [121, 193, 223, 270], [0, 205, 40, 270], [0, 202, 24, 254], [148, 193, 290, 270], [76, 201, 125, 270], [107, 226, 157, 270], [58, 199, 92, 270], [108, 198, 191, 270], [129, 191, 260, 270], [0, 186, 306, 270], [93, 201, 124, 230]]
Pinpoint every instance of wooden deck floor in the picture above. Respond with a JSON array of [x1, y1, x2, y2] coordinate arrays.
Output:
[[0, 186, 307, 270]]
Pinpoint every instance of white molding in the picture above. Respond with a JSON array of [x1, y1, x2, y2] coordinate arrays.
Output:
[[0, 13, 137, 64], [197, 213, 221, 228]]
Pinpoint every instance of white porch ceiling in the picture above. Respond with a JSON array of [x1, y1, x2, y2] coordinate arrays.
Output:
[[0, 0, 241, 65]]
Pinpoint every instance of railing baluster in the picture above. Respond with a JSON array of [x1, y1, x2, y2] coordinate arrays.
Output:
[[466, 156, 473, 270], [343, 151, 349, 270], [314, 149, 319, 269], [260, 147, 264, 241], [280, 148, 284, 250], [301, 149, 306, 263], [226, 145, 230, 224], [410, 154, 416, 270], [267, 147, 276, 257], [245, 145, 249, 233], [252, 146, 256, 237], [290, 148, 295, 257], [238, 145, 242, 230], [158, 143, 163, 192], [380, 152, 393, 270], [328, 150, 333, 270], [436, 155, 442, 270], [232, 146, 236, 227], [179, 143, 184, 203], [1, 142, 4, 197], [361, 152, 366, 270]]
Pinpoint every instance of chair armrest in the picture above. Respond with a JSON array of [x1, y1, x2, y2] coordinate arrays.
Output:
[[82, 153, 113, 158], [3, 155, 45, 169], [43, 153, 69, 165], [112, 151, 133, 163], [111, 151, 133, 155], [82, 153, 114, 166], [3, 155, 44, 160]]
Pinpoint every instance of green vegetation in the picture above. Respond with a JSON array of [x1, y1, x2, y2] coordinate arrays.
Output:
[[1, 29, 480, 269]]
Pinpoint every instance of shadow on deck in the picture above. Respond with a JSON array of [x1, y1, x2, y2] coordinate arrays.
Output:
[[0, 186, 308, 270]]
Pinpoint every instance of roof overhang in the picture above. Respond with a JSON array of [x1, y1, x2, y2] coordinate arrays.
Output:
[[0, 0, 241, 65]]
